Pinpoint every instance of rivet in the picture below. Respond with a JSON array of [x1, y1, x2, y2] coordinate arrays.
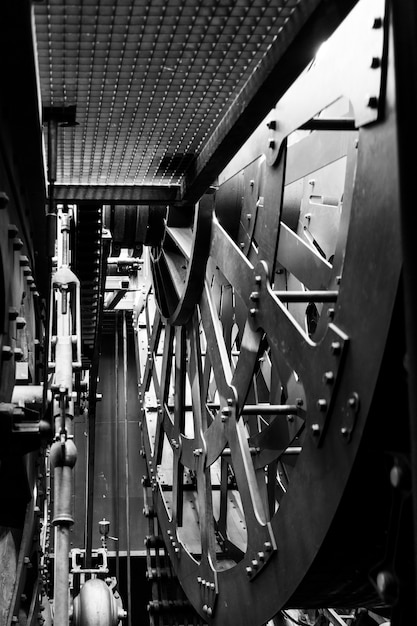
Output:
[[268, 139, 275, 150], [317, 399, 327, 411], [250, 291, 259, 301], [249, 308, 257, 317], [311, 423, 320, 436], [14, 348, 24, 361], [372, 16, 383, 29], [390, 462, 410, 491], [323, 371, 334, 384], [340, 427, 350, 438], [2, 346, 13, 360], [371, 56, 381, 69], [367, 95, 379, 109], [255, 275, 262, 284], [376, 570, 398, 602], [8, 224, 18, 238], [207, 607, 213, 617], [9, 307, 19, 321], [0, 191, 9, 209], [266, 120, 276, 130], [330, 341, 341, 355], [245, 566, 253, 576]]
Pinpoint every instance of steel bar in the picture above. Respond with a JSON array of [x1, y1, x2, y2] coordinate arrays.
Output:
[[115, 313, 120, 586], [242, 404, 299, 415], [299, 118, 355, 131], [273, 290, 338, 303], [53, 184, 180, 205], [123, 311, 132, 626]]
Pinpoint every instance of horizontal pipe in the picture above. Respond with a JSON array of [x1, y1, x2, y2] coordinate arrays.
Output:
[[273, 290, 338, 302], [242, 404, 299, 415]]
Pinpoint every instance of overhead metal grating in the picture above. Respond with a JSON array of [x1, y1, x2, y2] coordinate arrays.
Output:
[[34, 0, 303, 189]]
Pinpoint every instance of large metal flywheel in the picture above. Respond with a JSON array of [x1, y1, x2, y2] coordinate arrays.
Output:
[[136, 2, 407, 624]]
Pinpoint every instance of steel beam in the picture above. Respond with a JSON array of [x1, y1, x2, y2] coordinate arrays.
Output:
[[53, 185, 180, 205]]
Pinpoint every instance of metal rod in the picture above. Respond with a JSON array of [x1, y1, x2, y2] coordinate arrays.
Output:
[[84, 408, 95, 569], [123, 311, 132, 626], [273, 290, 338, 302], [222, 447, 260, 456], [115, 312, 120, 586], [299, 118, 356, 131], [242, 404, 299, 415]]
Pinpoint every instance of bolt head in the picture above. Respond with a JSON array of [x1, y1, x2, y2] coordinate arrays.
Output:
[[340, 427, 350, 438], [331, 341, 341, 355], [0, 191, 9, 209], [323, 371, 334, 384], [367, 95, 379, 109]]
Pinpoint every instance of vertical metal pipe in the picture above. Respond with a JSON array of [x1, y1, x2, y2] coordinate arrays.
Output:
[[53, 524, 71, 626], [123, 311, 132, 626], [115, 312, 120, 585], [84, 408, 96, 569]]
